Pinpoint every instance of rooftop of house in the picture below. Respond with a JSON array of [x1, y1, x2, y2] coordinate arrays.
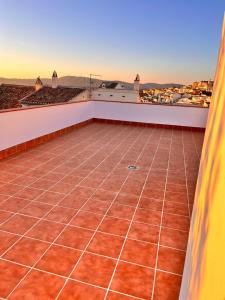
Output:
[[0, 121, 204, 299], [99, 82, 121, 89], [21, 86, 85, 105], [0, 84, 34, 110]]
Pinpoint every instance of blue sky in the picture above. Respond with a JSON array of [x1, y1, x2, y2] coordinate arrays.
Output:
[[0, 0, 224, 84]]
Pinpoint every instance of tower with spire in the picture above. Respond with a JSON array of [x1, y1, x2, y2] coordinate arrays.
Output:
[[134, 74, 140, 92], [35, 77, 43, 91], [52, 70, 58, 89]]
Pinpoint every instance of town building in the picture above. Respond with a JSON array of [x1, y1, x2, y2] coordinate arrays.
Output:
[[91, 74, 140, 102], [22, 71, 89, 106]]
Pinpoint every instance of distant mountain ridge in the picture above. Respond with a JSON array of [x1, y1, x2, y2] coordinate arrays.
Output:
[[0, 76, 183, 90]]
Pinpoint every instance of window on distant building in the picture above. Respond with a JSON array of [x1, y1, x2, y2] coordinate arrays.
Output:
[[98, 94, 101, 96], [122, 96, 125, 98], [110, 95, 113, 97]]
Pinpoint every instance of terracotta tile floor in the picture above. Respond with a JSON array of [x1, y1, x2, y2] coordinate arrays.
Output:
[[0, 122, 204, 299]]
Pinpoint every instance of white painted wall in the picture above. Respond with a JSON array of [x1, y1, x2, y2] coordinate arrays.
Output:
[[0, 100, 208, 151], [70, 89, 90, 102], [93, 101, 209, 128], [0, 101, 94, 151], [91, 89, 139, 102]]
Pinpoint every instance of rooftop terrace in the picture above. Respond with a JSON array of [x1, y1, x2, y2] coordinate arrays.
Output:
[[0, 121, 204, 299], [0, 13, 224, 300]]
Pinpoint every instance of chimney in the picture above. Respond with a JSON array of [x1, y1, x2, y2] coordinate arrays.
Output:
[[35, 77, 43, 91], [134, 74, 140, 92], [52, 70, 58, 89]]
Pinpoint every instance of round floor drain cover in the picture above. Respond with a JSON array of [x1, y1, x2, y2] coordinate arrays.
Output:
[[128, 165, 139, 170]]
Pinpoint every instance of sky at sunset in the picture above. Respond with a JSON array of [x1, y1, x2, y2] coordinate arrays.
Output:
[[0, 0, 224, 84]]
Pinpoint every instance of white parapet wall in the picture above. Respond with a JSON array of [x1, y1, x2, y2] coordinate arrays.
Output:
[[92, 100, 209, 128], [91, 88, 139, 103], [0, 101, 94, 151], [0, 100, 208, 152]]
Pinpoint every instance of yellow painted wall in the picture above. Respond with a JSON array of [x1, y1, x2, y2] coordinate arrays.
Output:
[[179, 14, 225, 300]]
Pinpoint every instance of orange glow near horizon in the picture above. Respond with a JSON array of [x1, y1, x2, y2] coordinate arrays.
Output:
[[0, 53, 196, 85]]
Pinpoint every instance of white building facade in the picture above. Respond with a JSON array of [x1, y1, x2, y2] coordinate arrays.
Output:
[[91, 75, 140, 103]]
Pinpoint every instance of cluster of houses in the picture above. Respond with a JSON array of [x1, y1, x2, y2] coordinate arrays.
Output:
[[140, 81, 213, 107], [0, 72, 140, 110], [0, 71, 212, 110]]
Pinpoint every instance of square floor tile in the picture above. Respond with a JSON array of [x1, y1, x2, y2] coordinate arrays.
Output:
[[36, 245, 81, 276], [121, 239, 157, 267], [120, 180, 144, 196], [128, 222, 160, 243], [0, 173, 19, 183], [91, 189, 116, 202], [20, 202, 53, 218], [0, 215, 38, 235], [15, 187, 44, 200], [106, 292, 135, 299], [142, 188, 164, 200], [30, 179, 55, 190], [165, 191, 188, 203], [107, 203, 135, 220], [8, 270, 65, 299], [0, 197, 30, 213], [59, 194, 86, 209], [80, 175, 105, 188], [0, 259, 28, 298], [110, 261, 154, 299], [69, 186, 95, 201], [42, 172, 65, 182], [82, 199, 110, 214], [70, 211, 103, 230], [115, 193, 139, 207], [50, 182, 75, 194], [88, 232, 124, 258], [134, 208, 161, 225], [0, 194, 10, 202], [35, 191, 64, 205], [99, 217, 130, 236], [72, 252, 116, 288], [26, 220, 65, 242], [166, 183, 187, 193], [164, 201, 189, 216], [56, 226, 93, 250], [44, 206, 77, 224], [0, 231, 20, 255], [100, 175, 126, 192], [0, 184, 23, 196], [61, 174, 83, 185], [57, 280, 106, 300], [54, 164, 73, 174], [3, 237, 49, 266], [138, 197, 163, 211], [157, 246, 185, 275], [162, 213, 190, 231], [0, 210, 13, 223], [153, 271, 182, 300], [160, 227, 188, 250]]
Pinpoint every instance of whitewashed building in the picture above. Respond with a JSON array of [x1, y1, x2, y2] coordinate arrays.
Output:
[[91, 75, 140, 103]]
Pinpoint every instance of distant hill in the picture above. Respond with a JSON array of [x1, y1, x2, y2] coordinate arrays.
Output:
[[0, 76, 183, 90], [141, 82, 183, 89]]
